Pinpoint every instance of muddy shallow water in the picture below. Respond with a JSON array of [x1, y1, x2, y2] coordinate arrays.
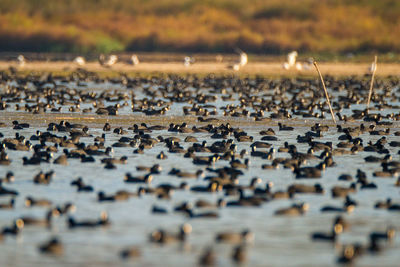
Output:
[[0, 74, 400, 266]]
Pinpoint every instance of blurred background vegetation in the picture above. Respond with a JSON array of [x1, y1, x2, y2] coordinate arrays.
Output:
[[0, 0, 399, 58]]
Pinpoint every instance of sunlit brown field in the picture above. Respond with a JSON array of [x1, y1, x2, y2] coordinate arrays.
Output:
[[1, 60, 399, 77]]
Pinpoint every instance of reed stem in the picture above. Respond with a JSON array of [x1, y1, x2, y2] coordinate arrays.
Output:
[[367, 55, 378, 109], [313, 61, 336, 124]]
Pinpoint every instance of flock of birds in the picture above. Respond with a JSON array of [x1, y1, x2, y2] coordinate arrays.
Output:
[[282, 51, 314, 71], [17, 54, 138, 69], [0, 60, 399, 265], [15, 49, 322, 72]]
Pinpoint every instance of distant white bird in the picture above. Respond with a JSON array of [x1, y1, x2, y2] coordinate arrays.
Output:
[[287, 51, 298, 67], [17, 55, 26, 67], [131, 54, 140, 66], [232, 64, 241, 71], [282, 51, 298, 70], [99, 54, 118, 67], [239, 51, 248, 67], [369, 61, 377, 73], [295, 62, 303, 71], [107, 55, 118, 66], [282, 62, 290, 70], [74, 56, 86, 66], [229, 48, 248, 71], [301, 57, 314, 70], [184, 56, 195, 67]]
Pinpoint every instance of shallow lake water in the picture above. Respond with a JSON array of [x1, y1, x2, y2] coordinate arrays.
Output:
[[0, 76, 399, 266]]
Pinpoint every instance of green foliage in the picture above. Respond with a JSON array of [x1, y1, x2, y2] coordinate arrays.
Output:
[[94, 36, 125, 53]]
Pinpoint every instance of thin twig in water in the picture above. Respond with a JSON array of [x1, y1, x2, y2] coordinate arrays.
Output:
[[313, 61, 336, 124], [367, 55, 378, 109]]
